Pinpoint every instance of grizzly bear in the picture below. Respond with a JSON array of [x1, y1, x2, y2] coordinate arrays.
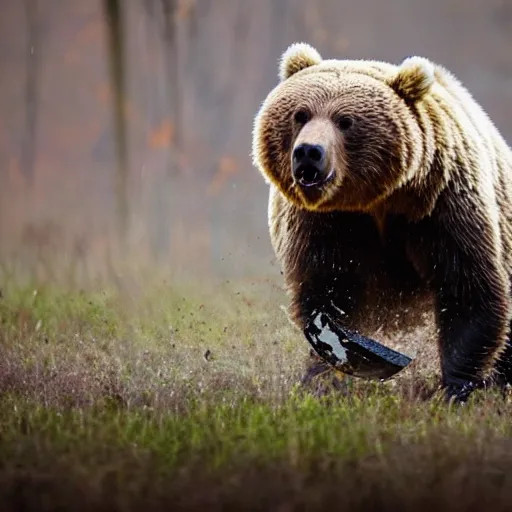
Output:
[[252, 42, 512, 403]]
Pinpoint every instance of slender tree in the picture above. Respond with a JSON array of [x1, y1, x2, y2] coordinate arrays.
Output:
[[22, 0, 41, 184], [102, 0, 129, 246]]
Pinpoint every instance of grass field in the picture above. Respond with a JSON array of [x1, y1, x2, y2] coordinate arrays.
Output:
[[1, 270, 512, 511]]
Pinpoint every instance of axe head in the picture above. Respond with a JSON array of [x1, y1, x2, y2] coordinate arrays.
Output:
[[304, 310, 413, 381]]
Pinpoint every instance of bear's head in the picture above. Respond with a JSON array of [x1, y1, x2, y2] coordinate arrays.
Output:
[[252, 42, 437, 212]]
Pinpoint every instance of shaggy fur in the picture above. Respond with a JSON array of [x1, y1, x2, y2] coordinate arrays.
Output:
[[252, 42, 512, 402]]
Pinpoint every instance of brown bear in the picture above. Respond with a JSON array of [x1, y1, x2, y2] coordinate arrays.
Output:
[[251, 42, 512, 403]]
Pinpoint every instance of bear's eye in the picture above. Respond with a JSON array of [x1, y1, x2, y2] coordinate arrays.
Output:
[[336, 115, 354, 131], [293, 109, 310, 125]]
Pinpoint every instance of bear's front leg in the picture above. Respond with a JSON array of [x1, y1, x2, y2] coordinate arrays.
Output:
[[434, 284, 508, 403], [289, 269, 367, 394], [410, 205, 511, 404]]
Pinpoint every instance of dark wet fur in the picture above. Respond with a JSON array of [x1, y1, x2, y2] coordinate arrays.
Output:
[[284, 198, 512, 404]]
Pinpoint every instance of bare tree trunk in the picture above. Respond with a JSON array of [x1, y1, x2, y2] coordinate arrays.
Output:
[[22, 0, 41, 185], [102, 0, 129, 248]]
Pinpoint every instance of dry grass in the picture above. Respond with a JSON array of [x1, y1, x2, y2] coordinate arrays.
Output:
[[1, 270, 512, 511]]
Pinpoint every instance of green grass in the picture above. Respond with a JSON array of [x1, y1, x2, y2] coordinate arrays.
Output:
[[1, 277, 512, 511]]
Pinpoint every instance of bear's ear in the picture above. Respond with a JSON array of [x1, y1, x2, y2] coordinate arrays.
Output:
[[389, 56, 435, 103], [279, 42, 322, 82]]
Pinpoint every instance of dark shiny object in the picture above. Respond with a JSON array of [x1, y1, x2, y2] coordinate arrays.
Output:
[[304, 310, 413, 381], [292, 143, 329, 186]]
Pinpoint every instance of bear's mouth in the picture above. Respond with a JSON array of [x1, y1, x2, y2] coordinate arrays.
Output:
[[295, 165, 335, 188]]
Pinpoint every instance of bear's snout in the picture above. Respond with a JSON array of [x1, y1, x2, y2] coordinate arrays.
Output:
[[292, 143, 332, 187]]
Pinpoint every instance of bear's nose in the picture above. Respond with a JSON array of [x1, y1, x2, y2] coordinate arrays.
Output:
[[293, 143, 325, 165], [292, 143, 329, 187]]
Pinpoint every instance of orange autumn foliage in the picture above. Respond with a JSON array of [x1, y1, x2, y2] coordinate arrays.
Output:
[[148, 120, 175, 149]]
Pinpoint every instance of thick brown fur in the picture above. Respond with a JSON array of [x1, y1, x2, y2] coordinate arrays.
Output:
[[252, 42, 512, 403]]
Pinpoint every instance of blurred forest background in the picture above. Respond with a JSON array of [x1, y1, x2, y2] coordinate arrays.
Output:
[[2, 0, 512, 286]]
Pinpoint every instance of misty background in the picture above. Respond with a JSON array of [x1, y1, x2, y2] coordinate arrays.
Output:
[[1, 0, 512, 286]]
